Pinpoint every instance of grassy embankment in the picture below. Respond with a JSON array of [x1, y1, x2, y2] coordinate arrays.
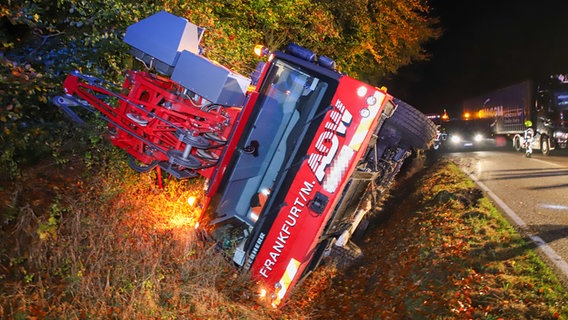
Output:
[[294, 158, 568, 319], [1, 154, 567, 319]]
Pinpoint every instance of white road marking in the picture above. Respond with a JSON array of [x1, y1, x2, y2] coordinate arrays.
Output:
[[530, 157, 565, 168], [538, 204, 568, 210], [464, 170, 568, 279]]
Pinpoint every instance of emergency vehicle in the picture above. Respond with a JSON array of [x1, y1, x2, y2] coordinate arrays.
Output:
[[54, 11, 436, 307]]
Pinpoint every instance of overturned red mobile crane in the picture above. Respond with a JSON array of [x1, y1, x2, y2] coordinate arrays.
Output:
[[54, 11, 436, 307]]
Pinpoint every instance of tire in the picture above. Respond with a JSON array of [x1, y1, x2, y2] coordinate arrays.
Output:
[[513, 135, 522, 152], [329, 241, 364, 270], [384, 98, 437, 150], [298, 239, 334, 281], [351, 218, 370, 242], [541, 136, 550, 156]]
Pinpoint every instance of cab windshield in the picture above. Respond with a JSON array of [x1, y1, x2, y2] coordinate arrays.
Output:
[[555, 92, 568, 108], [212, 58, 335, 226]]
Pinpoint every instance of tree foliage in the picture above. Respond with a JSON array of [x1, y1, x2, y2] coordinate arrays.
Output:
[[161, 0, 440, 82], [160, 0, 340, 75], [324, 0, 441, 82], [1, 0, 440, 177]]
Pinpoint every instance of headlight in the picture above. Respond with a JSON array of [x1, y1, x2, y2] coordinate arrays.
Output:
[[474, 134, 483, 142], [357, 86, 368, 97], [259, 288, 267, 298], [451, 135, 461, 143], [366, 95, 377, 106], [360, 107, 371, 118], [257, 286, 279, 308]]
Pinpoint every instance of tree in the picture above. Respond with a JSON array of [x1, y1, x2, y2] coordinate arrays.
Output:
[[322, 0, 441, 83], [163, 0, 340, 75], [162, 0, 439, 82], [0, 0, 439, 176]]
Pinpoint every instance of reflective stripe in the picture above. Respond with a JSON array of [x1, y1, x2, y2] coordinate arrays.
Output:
[[276, 258, 301, 302]]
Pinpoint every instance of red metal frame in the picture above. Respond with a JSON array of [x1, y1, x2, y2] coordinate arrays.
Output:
[[62, 70, 242, 179]]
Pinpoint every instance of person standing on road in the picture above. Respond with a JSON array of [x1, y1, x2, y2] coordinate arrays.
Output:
[[524, 120, 534, 157]]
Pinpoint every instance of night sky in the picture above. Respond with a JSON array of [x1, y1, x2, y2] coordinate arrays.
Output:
[[386, 0, 568, 116]]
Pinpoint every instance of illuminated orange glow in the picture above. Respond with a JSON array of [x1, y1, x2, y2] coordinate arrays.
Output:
[[441, 109, 449, 121], [136, 184, 204, 232], [254, 45, 269, 57], [259, 288, 267, 298], [250, 190, 269, 222], [169, 214, 195, 228], [463, 112, 471, 120]]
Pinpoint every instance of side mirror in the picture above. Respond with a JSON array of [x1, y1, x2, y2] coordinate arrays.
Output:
[[535, 93, 546, 112]]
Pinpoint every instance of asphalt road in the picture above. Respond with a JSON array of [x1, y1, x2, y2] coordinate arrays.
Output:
[[445, 148, 568, 281]]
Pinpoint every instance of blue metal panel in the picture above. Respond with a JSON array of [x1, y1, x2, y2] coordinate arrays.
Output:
[[171, 50, 251, 107], [123, 11, 202, 74]]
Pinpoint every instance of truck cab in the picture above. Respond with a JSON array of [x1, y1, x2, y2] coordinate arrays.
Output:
[[202, 44, 436, 306], [535, 75, 568, 150], [203, 46, 399, 306]]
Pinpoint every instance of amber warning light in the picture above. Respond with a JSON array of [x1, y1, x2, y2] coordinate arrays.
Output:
[[254, 45, 270, 57]]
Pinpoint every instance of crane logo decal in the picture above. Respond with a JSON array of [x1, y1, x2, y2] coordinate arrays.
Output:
[[307, 99, 353, 182]]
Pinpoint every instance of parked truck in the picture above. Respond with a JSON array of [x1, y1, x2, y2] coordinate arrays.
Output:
[[462, 75, 568, 155], [53, 11, 436, 307]]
